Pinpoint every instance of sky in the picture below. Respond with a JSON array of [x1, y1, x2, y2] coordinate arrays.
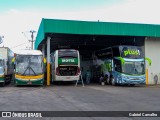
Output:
[[0, 0, 160, 53]]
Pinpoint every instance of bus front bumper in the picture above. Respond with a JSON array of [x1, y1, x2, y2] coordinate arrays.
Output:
[[15, 78, 44, 85], [15, 74, 44, 85], [116, 75, 146, 85], [55, 75, 80, 81], [121, 79, 145, 84]]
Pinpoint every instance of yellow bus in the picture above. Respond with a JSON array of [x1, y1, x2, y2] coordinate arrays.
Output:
[[13, 50, 46, 86]]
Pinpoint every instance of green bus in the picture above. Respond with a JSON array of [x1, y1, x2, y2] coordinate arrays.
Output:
[[13, 50, 46, 86]]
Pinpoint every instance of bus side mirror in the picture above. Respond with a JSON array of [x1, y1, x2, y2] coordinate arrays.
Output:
[[145, 57, 151, 66], [43, 58, 47, 65], [12, 57, 15, 66], [117, 57, 125, 65]]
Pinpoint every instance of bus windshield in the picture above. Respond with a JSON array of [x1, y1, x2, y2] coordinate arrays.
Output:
[[122, 61, 145, 75], [16, 55, 43, 75]]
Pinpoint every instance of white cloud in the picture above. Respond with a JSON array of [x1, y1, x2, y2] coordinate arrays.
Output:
[[0, 0, 160, 53], [0, 9, 42, 52]]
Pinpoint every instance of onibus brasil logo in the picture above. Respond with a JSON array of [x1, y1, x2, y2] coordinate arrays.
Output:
[[1, 112, 42, 118]]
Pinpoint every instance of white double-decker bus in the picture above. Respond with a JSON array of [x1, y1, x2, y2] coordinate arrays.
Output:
[[51, 49, 81, 82]]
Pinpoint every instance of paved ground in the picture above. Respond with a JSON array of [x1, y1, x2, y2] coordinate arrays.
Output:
[[0, 83, 160, 120]]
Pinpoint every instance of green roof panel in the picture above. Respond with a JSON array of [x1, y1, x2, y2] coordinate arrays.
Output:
[[35, 18, 160, 49]]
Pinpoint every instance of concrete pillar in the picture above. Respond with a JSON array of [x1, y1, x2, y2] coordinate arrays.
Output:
[[47, 37, 51, 86]]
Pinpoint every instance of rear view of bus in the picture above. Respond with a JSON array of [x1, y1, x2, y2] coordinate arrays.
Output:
[[51, 49, 80, 82]]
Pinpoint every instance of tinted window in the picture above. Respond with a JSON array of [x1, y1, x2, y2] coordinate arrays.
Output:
[[112, 47, 120, 57], [58, 50, 78, 58], [95, 48, 112, 59]]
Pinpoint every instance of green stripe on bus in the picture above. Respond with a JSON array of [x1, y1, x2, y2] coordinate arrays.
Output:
[[15, 78, 44, 85]]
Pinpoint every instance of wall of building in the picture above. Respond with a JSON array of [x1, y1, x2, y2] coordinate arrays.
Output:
[[145, 37, 160, 85], [80, 59, 93, 79]]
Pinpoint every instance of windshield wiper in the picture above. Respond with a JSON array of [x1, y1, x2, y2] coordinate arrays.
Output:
[[22, 66, 37, 76], [22, 66, 29, 75], [30, 66, 37, 76]]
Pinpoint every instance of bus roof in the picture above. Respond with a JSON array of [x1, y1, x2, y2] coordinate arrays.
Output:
[[58, 49, 77, 51], [51, 49, 78, 55], [16, 50, 43, 55]]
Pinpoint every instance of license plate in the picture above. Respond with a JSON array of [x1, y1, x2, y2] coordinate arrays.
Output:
[[66, 77, 70, 79], [27, 82, 32, 84]]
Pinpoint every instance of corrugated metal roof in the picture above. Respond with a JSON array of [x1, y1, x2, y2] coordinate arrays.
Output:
[[35, 18, 160, 49]]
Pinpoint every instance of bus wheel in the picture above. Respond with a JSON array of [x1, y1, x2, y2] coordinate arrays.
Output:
[[111, 77, 115, 86]]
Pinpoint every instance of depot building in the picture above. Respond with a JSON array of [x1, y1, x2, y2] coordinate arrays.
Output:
[[35, 18, 160, 85]]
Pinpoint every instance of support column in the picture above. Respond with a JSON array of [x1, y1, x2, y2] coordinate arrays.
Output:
[[47, 37, 51, 86], [146, 69, 148, 85]]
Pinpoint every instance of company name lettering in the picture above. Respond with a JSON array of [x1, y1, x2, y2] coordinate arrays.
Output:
[[62, 59, 75, 63], [124, 49, 140, 56]]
